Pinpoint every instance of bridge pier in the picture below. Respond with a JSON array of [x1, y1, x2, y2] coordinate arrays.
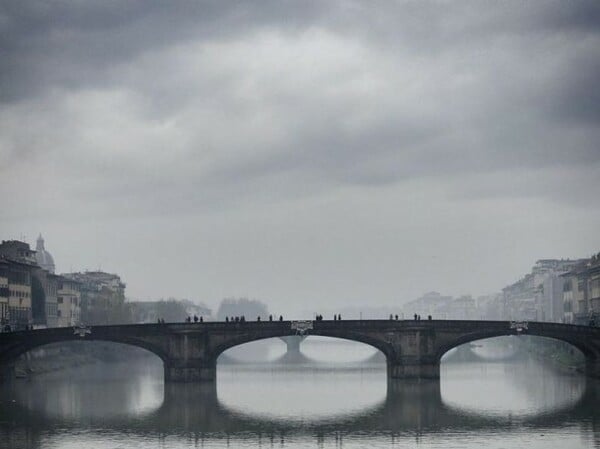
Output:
[[164, 359, 216, 382], [279, 335, 305, 354], [387, 356, 440, 380]]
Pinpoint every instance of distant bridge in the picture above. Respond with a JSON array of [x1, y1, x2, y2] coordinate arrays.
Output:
[[1, 320, 599, 382]]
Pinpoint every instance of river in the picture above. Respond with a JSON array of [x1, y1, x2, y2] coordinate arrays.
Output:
[[0, 341, 599, 448]]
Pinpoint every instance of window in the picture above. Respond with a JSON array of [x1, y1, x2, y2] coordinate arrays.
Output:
[[564, 301, 572, 312]]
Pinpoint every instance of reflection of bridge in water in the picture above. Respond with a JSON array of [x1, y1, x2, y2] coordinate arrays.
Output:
[[2, 376, 600, 442], [2, 320, 600, 382]]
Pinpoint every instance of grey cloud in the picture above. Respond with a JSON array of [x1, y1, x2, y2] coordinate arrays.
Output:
[[1, 0, 599, 221], [0, 0, 332, 102], [2, 0, 599, 102], [547, 53, 600, 124]]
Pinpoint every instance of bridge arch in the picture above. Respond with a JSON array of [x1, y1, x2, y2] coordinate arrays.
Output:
[[0, 325, 177, 381], [218, 333, 384, 365], [10, 339, 165, 383], [0, 333, 170, 366], [435, 328, 599, 363]]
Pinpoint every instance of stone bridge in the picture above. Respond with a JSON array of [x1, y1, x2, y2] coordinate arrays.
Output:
[[1, 320, 600, 382]]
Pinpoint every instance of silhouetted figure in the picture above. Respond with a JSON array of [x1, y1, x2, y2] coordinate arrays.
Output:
[[269, 314, 273, 321], [226, 317, 229, 323], [395, 314, 399, 320], [194, 315, 198, 323], [389, 314, 393, 320], [241, 315, 246, 322], [200, 316, 203, 322], [186, 316, 191, 323], [333, 315, 337, 321], [257, 316, 261, 321], [338, 314, 341, 321], [428, 315, 432, 320], [157, 318, 161, 324], [235, 316, 240, 323], [417, 315, 421, 321], [279, 315, 283, 321], [414, 314, 417, 321]]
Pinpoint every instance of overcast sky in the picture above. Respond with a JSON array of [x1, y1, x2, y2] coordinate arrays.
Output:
[[1, 1, 599, 315]]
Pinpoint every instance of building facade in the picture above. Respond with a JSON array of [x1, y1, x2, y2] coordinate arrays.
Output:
[[62, 271, 127, 325], [562, 253, 600, 324], [0, 241, 38, 329], [56, 276, 81, 327], [503, 259, 584, 322], [0, 260, 9, 326]]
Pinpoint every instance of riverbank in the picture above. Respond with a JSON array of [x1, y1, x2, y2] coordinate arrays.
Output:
[[522, 336, 585, 374]]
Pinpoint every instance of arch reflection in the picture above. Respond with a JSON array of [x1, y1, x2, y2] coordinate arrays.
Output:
[[2, 372, 598, 439], [440, 361, 586, 418]]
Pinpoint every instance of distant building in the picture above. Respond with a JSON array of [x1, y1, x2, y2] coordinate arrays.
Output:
[[0, 240, 37, 329], [62, 271, 127, 325], [30, 269, 59, 327], [502, 273, 536, 321], [476, 293, 504, 320], [441, 295, 477, 320], [34, 234, 55, 274], [0, 260, 8, 325], [561, 253, 600, 324], [402, 292, 453, 319], [503, 259, 584, 322], [56, 276, 81, 327], [0, 240, 37, 264]]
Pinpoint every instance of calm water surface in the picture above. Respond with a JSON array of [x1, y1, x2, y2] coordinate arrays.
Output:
[[1, 351, 599, 448]]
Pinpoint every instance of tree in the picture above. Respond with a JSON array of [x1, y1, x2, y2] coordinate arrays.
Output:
[[216, 298, 269, 321]]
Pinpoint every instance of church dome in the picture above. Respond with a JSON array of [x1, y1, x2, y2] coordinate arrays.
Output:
[[35, 234, 55, 274]]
